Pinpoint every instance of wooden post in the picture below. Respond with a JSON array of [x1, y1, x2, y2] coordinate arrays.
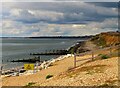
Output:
[[36, 61, 39, 72], [110, 46, 112, 55], [1, 66, 3, 76], [38, 56, 41, 62], [74, 53, 76, 68], [92, 51, 94, 61]]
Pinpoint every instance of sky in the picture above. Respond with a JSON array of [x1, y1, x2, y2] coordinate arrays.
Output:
[[1, 1, 118, 37]]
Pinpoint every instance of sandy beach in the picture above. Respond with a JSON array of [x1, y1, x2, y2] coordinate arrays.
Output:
[[1, 1, 119, 87], [38, 57, 118, 86], [2, 54, 75, 86], [1, 51, 119, 86], [1, 40, 119, 87]]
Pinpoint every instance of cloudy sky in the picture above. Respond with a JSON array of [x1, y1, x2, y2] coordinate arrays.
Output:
[[1, 1, 118, 37]]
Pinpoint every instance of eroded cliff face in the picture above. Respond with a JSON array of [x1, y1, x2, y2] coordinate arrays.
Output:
[[91, 31, 120, 47]]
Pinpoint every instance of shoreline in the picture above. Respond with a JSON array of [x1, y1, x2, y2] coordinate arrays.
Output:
[[2, 32, 119, 86], [1, 39, 88, 70], [1, 54, 74, 78], [2, 49, 118, 86], [1, 40, 87, 78]]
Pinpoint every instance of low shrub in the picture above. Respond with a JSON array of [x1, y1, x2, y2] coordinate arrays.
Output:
[[101, 54, 109, 59], [46, 74, 53, 79], [25, 82, 36, 86], [99, 83, 109, 87], [98, 54, 102, 56]]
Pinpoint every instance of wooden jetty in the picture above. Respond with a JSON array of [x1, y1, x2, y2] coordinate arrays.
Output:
[[30, 49, 69, 55], [10, 57, 41, 63]]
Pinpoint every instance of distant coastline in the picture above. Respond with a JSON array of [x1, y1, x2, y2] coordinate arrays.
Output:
[[1, 35, 93, 39]]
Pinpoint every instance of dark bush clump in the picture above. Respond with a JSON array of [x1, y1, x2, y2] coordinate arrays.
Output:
[[25, 82, 36, 86], [46, 74, 53, 79], [101, 54, 109, 59]]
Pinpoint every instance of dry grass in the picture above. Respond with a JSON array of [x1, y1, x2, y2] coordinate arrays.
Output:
[[57, 65, 107, 79]]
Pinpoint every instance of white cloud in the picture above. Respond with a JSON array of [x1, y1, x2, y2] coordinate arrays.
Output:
[[2, 17, 118, 37], [72, 24, 86, 28], [10, 9, 22, 16], [9, 9, 64, 23], [87, 18, 118, 30], [1, 2, 118, 37]]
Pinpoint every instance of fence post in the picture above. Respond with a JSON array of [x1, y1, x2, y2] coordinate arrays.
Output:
[[92, 51, 94, 61], [110, 45, 112, 55], [74, 53, 76, 68]]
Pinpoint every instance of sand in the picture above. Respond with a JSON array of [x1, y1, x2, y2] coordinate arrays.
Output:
[[2, 54, 94, 86], [38, 57, 118, 86], [1, 53, 119, 86]]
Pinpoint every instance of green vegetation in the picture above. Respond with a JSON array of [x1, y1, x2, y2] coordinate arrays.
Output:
[[99, 83, 110, 87], [91, 32, 120, 47], [68, 42, 89, 54], [46, 74, 53, 79], [97, 37, 106, 47], [25, 82, 36, 86], [98, 54, 103, 56], [100, 54, 109, 59], [91, 35, 106, 47], [68, 44, 80, 54], [98, 54, 110, 59]]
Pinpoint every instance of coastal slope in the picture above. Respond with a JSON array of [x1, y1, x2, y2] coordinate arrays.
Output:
[[37, 57, 118, 86], [2, 31, 119, 86], [2, 49, 119, 86]]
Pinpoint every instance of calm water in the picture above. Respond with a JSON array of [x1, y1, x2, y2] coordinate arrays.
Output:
[[1, 38, 86, 70]]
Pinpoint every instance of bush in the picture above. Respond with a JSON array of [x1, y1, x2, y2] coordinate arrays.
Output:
[[98, 54, 102, 56], [101, 54, 109, 59], [99, 83, 110, 87], [25, 82, 36, 86], [46, 74, 53, 79]]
